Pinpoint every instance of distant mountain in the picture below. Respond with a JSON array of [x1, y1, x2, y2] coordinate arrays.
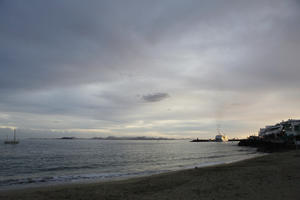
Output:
[[56, 136, 182, 140], [91, 136, 177, 140]]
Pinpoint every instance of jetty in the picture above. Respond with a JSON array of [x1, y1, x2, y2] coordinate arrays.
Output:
[[191, 135, 241, 142], [191, 138, 214, 142]]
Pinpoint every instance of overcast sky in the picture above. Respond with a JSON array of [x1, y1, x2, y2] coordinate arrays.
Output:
[[1, 0, 300, 138]]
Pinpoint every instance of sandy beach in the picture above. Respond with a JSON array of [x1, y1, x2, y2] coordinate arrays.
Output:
[[1, 150, 299, 200]]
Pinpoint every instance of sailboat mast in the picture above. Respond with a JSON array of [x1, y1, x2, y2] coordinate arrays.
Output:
[[14, 129, 16, 142]]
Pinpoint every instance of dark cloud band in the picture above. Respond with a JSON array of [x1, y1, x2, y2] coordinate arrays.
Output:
[[142, 93, 170, 102]]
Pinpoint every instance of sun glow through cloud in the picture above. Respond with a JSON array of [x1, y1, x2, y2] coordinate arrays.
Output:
[[0, 0, 300, 139]]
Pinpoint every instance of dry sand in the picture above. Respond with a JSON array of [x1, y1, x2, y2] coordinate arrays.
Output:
[[1, 150, 300, 200]]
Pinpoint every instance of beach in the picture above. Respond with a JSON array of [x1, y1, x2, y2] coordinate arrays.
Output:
[[1, 150, 299, 200]]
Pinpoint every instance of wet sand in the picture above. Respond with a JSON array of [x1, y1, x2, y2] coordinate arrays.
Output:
[[1, 150, 300, 200]]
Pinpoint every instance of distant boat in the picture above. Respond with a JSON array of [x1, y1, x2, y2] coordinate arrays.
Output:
[[4, 129, 19, 144], [215, 127, 228, 142], [215, 134, 228, 142]]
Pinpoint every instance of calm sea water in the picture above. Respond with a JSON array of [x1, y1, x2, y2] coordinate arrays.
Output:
[[0, 139, 261, 190]]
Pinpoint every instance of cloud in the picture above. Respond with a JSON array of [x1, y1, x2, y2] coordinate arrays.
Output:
[[142, 93, 170, 102], [1, 0, 297, 93], [0, 0, 300, 137]]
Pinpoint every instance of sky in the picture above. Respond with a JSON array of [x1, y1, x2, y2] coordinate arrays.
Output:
[[1, 0, 300, 139]]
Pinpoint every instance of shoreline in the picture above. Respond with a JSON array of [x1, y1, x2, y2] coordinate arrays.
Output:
[[0, 151, 263, 192], [2, 150, 299, 200]]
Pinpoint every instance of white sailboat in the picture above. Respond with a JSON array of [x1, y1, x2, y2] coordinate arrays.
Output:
[[4, 129, 19, 144]]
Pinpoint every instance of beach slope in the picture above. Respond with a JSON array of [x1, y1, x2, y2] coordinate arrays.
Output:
[[1, 150, 300, 200]]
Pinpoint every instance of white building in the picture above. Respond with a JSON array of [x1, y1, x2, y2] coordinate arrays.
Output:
[[259, 119, 300, 137]]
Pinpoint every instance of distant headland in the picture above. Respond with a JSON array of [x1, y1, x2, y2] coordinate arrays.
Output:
[[58, 136, 178, 140]]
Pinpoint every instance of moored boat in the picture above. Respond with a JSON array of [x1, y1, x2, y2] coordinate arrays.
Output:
[[215, 134, 228, 142], [4, 129, 19, 144]]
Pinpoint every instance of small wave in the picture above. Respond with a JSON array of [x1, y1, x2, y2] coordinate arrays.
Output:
[[0, 170, 169, 189], [40, 164, 99, 172], [0, 176, 54, 187]]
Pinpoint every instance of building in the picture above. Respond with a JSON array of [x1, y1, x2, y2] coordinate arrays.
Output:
[[259, 119, 300, 138]]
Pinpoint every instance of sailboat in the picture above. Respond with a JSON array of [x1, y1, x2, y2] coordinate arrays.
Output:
[[4, 129, 19, 144]]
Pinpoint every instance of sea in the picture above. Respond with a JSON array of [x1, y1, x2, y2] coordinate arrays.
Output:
[[0, 139, 263, 190]]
